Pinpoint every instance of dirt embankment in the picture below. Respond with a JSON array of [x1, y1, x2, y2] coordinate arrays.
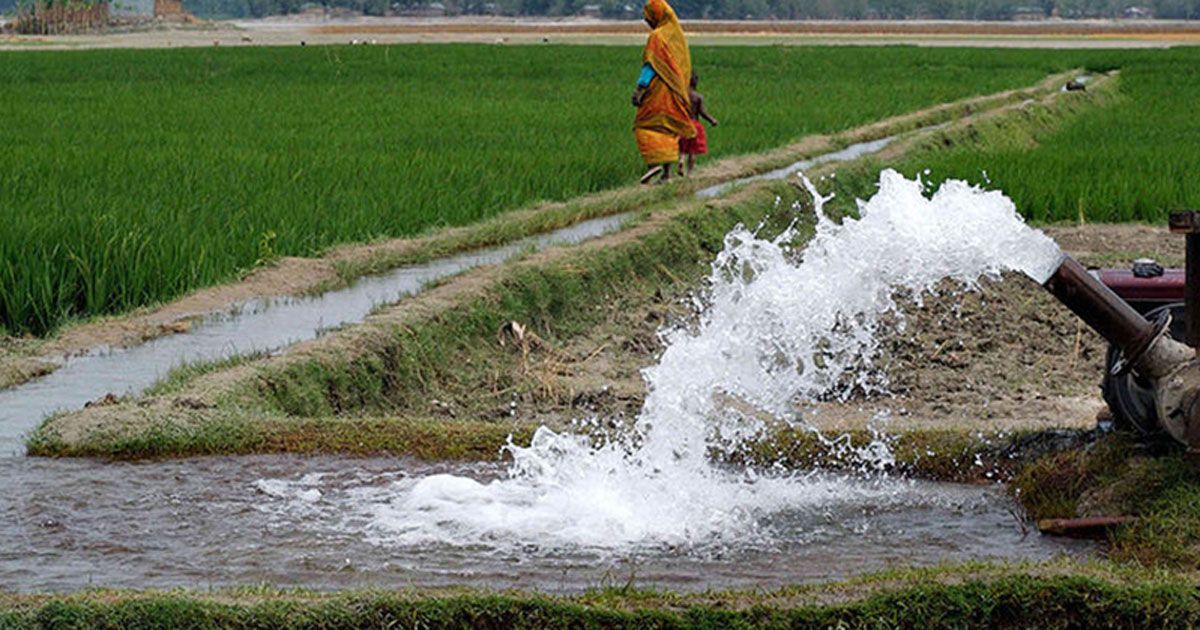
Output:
[[449, 223, 1179, 435]]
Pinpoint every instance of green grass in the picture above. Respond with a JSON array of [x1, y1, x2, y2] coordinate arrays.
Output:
[[1010, 432, 1200, 568], [5, 571, 1200, 628], [839, 48, 1200, 224], [0, 45, 1087, 336], [26, 412, 537, 460]]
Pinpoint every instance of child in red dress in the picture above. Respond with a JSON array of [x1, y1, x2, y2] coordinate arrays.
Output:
[[677, 72, 718, 176]]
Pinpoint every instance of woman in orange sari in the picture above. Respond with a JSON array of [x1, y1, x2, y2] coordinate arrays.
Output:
[[630, 0, 695, 184]]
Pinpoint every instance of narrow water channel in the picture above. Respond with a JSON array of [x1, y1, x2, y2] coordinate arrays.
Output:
[[695, 136, 896, 199], [0, 212, 632, 455], [0, 126, 910, 455]]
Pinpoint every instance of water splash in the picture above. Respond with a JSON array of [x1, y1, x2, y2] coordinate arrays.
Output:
[[640, 168, 1062, 453], [266, 169, 1064, 553]]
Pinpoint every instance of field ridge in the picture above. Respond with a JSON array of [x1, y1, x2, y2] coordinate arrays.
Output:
[[26, 71, 1116, 458], [0, 68, 1076, 393]]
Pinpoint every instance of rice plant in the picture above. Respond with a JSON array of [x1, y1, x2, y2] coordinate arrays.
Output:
[[0, 45, 1086, 335], [870, 48, 1200, 225]]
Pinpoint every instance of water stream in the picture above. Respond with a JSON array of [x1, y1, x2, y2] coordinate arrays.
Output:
[[695, 136, 896, 199], [0, 212, 632, 456], [347, 169, 1063, 554], [0, 160, 1087, 593]]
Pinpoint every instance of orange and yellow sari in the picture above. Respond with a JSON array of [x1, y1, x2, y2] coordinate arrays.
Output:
[[634, 0, 695, 166]]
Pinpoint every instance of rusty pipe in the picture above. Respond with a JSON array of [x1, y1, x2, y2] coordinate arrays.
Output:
[[1043, 256, 1191, 380], [1038, 515, 1135, 538], [1043, 256, 1160, 361]]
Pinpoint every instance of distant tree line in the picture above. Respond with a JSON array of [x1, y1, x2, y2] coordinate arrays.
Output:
[[177, 0, 1199, 19], [4, 0, 1197, 22]]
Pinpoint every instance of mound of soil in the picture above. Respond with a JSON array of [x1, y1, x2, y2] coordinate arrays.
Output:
[[496, 223, 1180, 434]]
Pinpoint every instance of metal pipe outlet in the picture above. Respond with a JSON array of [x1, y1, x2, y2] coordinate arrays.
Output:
[[1043, 256, 1162, 363]]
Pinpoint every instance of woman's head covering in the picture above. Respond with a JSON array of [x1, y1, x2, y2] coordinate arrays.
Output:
[[641, 0, 672, 26], [641, 0, 691, 102]]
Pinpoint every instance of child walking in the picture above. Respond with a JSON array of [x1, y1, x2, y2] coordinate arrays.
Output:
[[678, 72, 718, 176]]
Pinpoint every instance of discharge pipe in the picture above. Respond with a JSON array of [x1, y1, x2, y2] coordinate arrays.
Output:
[[1044, 257, 1190, 380], [1041, 211, 1200, 452]]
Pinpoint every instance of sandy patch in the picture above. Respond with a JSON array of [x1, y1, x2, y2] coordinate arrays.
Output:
[[2, 18, 1198, 51]]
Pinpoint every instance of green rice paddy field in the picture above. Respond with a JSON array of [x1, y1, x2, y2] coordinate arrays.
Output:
[[858, 49, 1200, 224], [1, 45, 1197, 336]]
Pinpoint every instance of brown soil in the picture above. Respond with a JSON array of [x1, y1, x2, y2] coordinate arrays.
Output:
[[0, 336, 55, 389], [1045, 223, 1185, 267], [452, 223, 1180, 434]]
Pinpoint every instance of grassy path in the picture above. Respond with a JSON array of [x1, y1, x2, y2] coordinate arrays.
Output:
[[4, 563, 1200, 628]]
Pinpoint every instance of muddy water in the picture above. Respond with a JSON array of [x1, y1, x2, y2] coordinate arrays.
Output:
[[0, 455, 1089, 593], [0, 212, 633, 456]]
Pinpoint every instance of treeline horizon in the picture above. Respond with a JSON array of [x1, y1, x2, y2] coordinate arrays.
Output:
[[4, 0, 1199, 20], [184, 0, 1198, 20]]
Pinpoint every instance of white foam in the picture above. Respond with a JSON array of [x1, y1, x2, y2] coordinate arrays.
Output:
[[370, 429, 908, 549], [262, 169, 1064, 553], [641, 168, 1062, 440]]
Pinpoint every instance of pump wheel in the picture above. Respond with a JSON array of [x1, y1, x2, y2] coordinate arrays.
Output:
[[1101, 302, 1185, 436]]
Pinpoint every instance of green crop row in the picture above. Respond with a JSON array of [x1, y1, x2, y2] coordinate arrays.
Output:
[[847, 48, 1200, 224], [0, 45, 1081, 336]]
